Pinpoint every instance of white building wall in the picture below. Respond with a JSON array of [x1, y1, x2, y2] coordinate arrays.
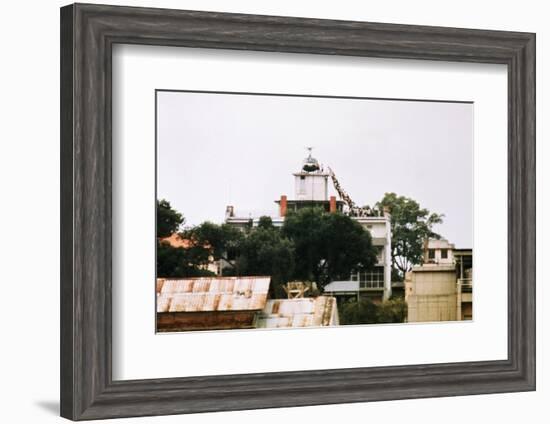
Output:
[[356, 220, 387, 239], [355, 216, 392, 300], [294, 173, 329, 201], [384, 217, 392, 300], [424, 238, 455, 265]]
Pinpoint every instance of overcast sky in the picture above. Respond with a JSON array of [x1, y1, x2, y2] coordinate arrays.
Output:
[[157, 91, 473, 248]]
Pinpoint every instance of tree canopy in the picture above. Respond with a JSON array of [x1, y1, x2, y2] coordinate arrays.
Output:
[[282, 208, 377, 287], [156, 199, 184, 238], [376, 192, 443, 277], [340, 297, 407, 325], [235, 222, 295, 297], [183, 222, 244, 265], [156, 199, 214, 278], [156, 241, 213, 278], [156, 202, 378, 290]]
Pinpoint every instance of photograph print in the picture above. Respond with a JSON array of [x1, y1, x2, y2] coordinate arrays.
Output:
[[156, 90, 473, 333]]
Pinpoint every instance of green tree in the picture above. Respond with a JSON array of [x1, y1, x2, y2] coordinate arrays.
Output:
[[319, 212, 377, 285], [156, 199, 184, 238], [156, 199, 192, 278], [282, 208, 377, 287], [183, 222, 244, 274], [155, 203, 378, 293], [340, 299, 379, 325], [281, 207, 324, 283], [257, 215, 274, 230], [157, 241, 214, 278], [377, 298, 408, 323], [236, 226, 295, 297], [376, 192, 443, 278], [156, 200, 218, 278], [339, 297, 407, 325]]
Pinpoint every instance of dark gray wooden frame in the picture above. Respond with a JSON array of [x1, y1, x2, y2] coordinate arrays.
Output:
[[60, 2, 536, 421]]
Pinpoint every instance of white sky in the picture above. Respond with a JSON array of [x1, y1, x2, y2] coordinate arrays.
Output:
[[157, 91, 473, 248]]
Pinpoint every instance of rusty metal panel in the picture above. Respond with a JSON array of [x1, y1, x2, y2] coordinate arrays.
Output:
[[223, 279, 235, 293], [156, 294, 171, 313], [156, 279, 165, 293], [157, 311, 258, 332], [257, 296, 338, 328], [253, 277, 270, 293], [156, 277, 339, 331], [156, 276, 270, 313], [271, 300, 280, 314], [217, 293, 233, 311], [208, 278, 221, 293], [277, 299, 315, 315], [193, 279, 209, 293]]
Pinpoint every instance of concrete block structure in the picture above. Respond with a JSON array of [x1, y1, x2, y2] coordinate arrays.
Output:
[[405, 242, 473, 323], [405, 265, 458, 322]]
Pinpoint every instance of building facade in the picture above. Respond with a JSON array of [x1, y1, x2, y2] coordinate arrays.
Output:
[[225, 150, 392, 301], [423, 238, 455, 265], [405, 240, 473, 322]]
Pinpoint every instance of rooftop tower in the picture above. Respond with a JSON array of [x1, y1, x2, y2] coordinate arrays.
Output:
[[293, 147, 330, 201]]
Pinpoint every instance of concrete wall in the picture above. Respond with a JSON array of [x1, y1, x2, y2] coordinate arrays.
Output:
[[406, 267, 458, 322]]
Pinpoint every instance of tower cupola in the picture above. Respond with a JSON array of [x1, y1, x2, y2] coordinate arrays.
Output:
[[294, 147, 329, 201]]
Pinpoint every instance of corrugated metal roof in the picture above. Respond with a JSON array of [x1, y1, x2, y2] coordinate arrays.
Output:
[[157, 276, 270, 313], [256, 296, 339, 328], [323, 280, 359, 292]]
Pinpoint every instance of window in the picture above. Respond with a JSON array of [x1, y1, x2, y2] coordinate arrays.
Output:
[[428, 249, 435, 259], [441, 249, 448, 259], [299, 175, 306, 194], [356, 268, 384, 289]]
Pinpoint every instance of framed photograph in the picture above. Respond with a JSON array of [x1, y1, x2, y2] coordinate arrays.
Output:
[[60, 3, 536, 420]]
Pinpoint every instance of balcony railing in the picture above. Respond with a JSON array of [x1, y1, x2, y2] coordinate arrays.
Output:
[[359, 281, 385, 290], [458, 278, 473, 292]]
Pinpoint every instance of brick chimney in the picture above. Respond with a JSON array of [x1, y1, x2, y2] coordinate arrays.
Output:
[[279, 195, 287, 217], [329, 196, 337, 213]]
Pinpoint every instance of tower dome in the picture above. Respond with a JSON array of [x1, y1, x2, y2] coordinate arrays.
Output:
[[302, 147, 320, 172]]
